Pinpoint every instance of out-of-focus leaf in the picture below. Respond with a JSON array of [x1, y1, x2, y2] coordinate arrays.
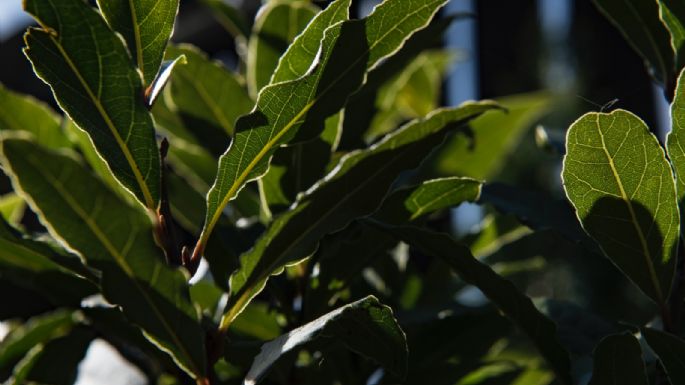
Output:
[[231, 302, 282, 341], [0, 217, 96, 306], [97, 0, 179, 85], [196, 0, 451, 257], [403, 311, 512, 383], [247, 1, 318, 97], [479, 183, 599, 254], [190, 280, 224, 321], [200, 0, 250, 39], [374, 225, 572, 384], [0, 138, 206, 378], [0, 193, 25, 225], [0, 310, 77, 379], [167, 44, 252, 136], [374, 177, 481, 225], [593, 0, 673, 87], [464, 214, 532, 258], [642, 327, 685, 385], [366, 50, 454, 142], [9, 327, 94, 385], [221, 103, 499, 331], [588, 333, 648, 385], [339, 15, 461, 150], [0, 84, 70, 149], [23, 0, 160, 209], [563, 110, 679, 306], [427, 92, 552, 179], [658, 1, 685, 74], [244, 296, 407, 385]]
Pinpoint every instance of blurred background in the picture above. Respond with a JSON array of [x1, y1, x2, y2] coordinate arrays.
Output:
[[0, 0, 670, 384]]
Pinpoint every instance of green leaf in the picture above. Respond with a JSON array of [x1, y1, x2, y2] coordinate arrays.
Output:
[[258, 0, 351, 212], [562, 109, 679, 305], [0, 193, 25, 226], [307, 177, 482, 317], [667, 68, 685, 220], [0, 84, 70, 149], [270, 0, 352, 84], [196, 0, 450, 255], [0, 220, 96, 306], [658, 0, 685, 73], [97, 0, 179, 85], [0, 138, 206, 378], [260, 111, 342, 213], [593, 0, 674, 87], [247, 1, 318, 98], [221, 102, 499, 331], [231, 302, 282, 341], [373, 224, 572, 384], [166, 44, 253, 136], [9, 327, 93, 385], [23, 0, 161, 209], [642, 327, 685, 385], [339, 14, 460, 150], [244, 296, 407, 384], [63, 119, 136, 206], [479, 183, 600, 254], [588, 333, 648, 385], [0, 310, 77, 378], [200, 0, 250, 39], [374, 177, 481, 225], [429, 92, 552, 180]]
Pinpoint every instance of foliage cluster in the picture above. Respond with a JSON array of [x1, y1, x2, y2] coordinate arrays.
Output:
[[3, 1, 685, 385]]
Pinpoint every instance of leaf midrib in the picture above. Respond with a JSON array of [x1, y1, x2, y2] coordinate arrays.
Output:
[[221, 130, 443, 330], [202, 1, 443, 246], [20, 153, 199, 376], [128, 0, 145, 77], [594, 113, 664, 305], [34, 27, 155, 209]]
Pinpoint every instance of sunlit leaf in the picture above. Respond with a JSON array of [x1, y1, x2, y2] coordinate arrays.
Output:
[[0, 138, 206, 378], [97, 0, 179, 85], [0, 84, 70, 149], [220, 102, 498, 331], [563, 109, 679, 305], [247, 1, 318, 97], [23, 0, 160, 209], [196, 0, 451, 257]]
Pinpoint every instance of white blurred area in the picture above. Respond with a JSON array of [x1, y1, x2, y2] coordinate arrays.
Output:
[[0, 0, 32, 41], [74, 339, 147, 385]]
